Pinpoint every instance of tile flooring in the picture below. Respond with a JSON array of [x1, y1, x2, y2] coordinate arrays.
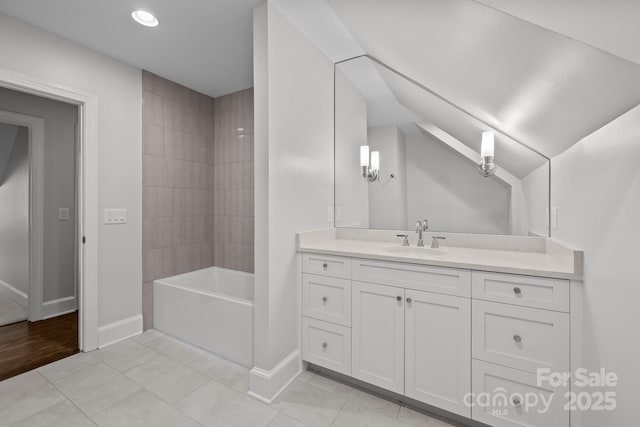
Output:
[[0, 330, 459, 427]]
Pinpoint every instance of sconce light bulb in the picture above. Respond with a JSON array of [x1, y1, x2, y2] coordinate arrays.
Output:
[[481, 131, 495, 158], [360, 145, 370, 167], [370, 151, 380, 171]]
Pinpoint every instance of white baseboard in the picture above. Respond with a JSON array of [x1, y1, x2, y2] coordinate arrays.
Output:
[[98, 314, 143, 349], [248, 350, 301, 404], [42, 296, 76, 319], [0, 279, 28, 308]]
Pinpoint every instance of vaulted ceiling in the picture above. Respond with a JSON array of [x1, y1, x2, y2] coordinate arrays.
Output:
[[1, 0, 638, 158], [324, 0, 640, 158]]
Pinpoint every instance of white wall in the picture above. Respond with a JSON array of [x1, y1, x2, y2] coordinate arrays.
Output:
[[0, 13, 142, 330], [551, 105, 640, 427], [405, 132, 509, 234], [368, 125, 407, 229], [334, 69, 369, 227], [0, 88, 78, 306], [0, 126, 29, 304], [521, 162, 549, 236], [253, 0, 334, 378]]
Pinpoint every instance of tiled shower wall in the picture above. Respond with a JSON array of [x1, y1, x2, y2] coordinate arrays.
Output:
[[141, 71, 254, 330], [213, 89, 254, 273]]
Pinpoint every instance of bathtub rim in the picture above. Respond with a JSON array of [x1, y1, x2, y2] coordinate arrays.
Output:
[[153, 266, 254, 307]]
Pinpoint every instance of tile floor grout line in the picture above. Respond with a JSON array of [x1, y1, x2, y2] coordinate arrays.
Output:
[[132, 330, 251, 394], [328, 399, 349, 427], [39, 370, 100, 426]]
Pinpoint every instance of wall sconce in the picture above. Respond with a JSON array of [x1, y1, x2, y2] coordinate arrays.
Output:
[[478, 131, 497, 177], [360, 145, 380, 182]]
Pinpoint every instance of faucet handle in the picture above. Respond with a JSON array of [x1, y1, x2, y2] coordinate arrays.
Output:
[[431, 236, 446, 248], [422, 219, 429, 230], [396, 234, 410, 246]]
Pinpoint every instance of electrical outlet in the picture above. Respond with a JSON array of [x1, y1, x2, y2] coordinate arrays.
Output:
[[104, 208, 127, 225]]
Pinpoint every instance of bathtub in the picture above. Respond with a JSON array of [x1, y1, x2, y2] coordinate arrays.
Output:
[[153, 267, 254, 368]]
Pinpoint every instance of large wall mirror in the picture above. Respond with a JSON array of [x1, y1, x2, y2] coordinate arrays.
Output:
[[335, 56, 550, 236]]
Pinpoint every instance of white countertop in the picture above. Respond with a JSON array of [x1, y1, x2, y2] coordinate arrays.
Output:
[[297, 229, 583, 280]]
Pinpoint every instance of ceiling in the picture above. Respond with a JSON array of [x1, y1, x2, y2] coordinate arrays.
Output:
[[326, 0, 640, 158], [473, 0, 640, 66], [0, 0, 261, 97], [1, 0, 638, 158], [336, 57, 421, 134], [337, 56, 546, 178]]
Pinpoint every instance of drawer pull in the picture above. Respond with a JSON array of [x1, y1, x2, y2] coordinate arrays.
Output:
[[396, 296, 402, 302], [322, 296, 328, 303], [513, 334, 522, 343], [322, 342, 328, 349], [513, 287, 522, 295], [322, 263, 328, 270], [406, 297, 412, 303], [512, 397, 522, 407]]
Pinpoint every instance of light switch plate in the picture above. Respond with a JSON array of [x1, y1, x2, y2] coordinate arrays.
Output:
[[104, 208, 127, 225], [58, 208, 69, 221]]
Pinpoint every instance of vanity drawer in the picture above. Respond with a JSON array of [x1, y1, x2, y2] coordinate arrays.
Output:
[[303, 253, 352, 279], [302, 317, 351, 375], [472, 360, 569, 427], [352, 258, 471, 297], [472, 300, 570, 373], [302, 274, 351, 326], [472, 271, 569, 312]]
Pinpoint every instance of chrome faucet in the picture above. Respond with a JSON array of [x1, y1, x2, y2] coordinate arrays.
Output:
[[415, 219, 428, 247]]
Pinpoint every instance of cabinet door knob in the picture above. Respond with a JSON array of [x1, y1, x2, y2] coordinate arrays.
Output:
[[512, 397, 521, 407], [513, 287, 522, 295], [322, 296, 328, 303], [406, 297, 412, 303], [514, 334, 522, 343], [396, 296, 402, 302], [322, 342, 328, 349], [322, 263, 328, 270]]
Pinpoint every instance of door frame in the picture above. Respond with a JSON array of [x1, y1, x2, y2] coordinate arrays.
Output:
[[0, 67, 99, 351]]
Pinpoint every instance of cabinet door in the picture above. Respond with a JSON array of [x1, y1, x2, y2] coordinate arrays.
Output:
[[352, 281, 405, 394], [405, 289, 471, 417]]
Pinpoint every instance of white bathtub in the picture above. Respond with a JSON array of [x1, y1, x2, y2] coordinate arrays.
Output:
[[153, 267, 254, 368]]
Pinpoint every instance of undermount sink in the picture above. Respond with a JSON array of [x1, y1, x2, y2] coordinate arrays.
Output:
[[385, 246, 447, 256]]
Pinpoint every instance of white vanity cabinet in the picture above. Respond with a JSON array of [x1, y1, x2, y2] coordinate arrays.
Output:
[[300, 252, 573, 427], [404, 289, 471, 417], [351, 281, 406, 394], [302, 254, 472, 417]]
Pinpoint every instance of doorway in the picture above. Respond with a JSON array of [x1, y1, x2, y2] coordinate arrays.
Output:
[[0, 89, 80, 380]]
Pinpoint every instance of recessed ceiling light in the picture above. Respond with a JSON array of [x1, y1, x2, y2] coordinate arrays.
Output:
[[131, 10, 159, 27]]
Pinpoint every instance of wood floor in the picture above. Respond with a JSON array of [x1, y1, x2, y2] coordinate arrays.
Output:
[[0, 311, 78, 381]]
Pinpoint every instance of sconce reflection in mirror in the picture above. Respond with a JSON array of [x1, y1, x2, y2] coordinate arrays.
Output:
[[478, 131, 497, 177], [360, 145, 380, 182]]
